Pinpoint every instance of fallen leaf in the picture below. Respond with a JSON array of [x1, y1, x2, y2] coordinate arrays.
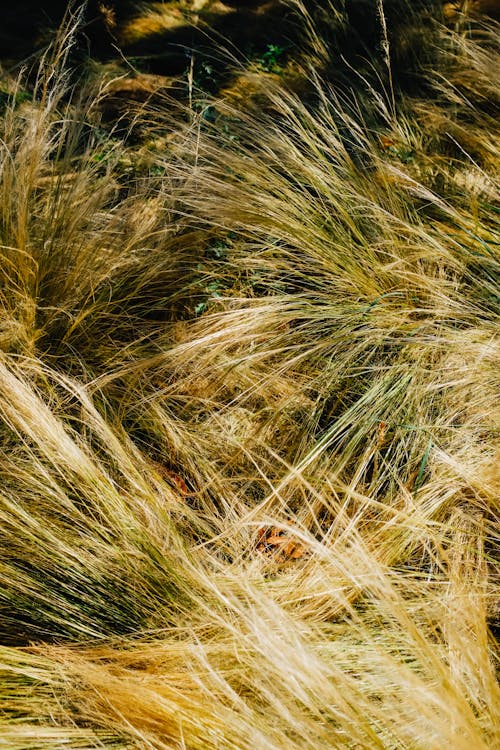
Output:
[[164, 469, 189, 495], [149, 461, 190, 496], [255, 526, 306, 560], [380, 134, 397, 149]]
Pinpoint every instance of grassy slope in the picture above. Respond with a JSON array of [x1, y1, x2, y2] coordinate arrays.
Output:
[[0, 2, 498, 748]]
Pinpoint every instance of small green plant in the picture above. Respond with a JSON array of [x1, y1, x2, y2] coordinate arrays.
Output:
[[0, 86, 30, 113], [258, 43, 287, 73]]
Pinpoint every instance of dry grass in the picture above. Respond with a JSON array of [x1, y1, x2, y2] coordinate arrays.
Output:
[[0, 3, 498, 749]]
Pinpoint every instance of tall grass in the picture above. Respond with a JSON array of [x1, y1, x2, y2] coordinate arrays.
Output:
[[0, 3, 498, 749]]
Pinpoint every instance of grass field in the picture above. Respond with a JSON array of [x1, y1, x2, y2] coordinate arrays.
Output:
[[0, 1, 498, 748]]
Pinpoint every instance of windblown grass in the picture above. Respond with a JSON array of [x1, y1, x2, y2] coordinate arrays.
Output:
[[0, 3, 498, 748]]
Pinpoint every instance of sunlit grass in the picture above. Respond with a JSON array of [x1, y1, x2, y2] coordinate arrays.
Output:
[[0, 3, 498, 748]]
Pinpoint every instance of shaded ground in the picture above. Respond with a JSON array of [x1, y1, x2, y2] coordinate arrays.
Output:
[[4, 0, 499, 115], [0, 1, 442, 85]]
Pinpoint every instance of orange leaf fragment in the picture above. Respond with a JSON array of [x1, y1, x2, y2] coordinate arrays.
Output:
[[266, 533, 286, 546], [377, 420, 387, 449], [255, 526, 306, 560], [379, 134, 396, 149], [149, 460, 190, 497], [289, 544, 306, 559], [281, 540, 300, 558], [165, 470, 189, 495]]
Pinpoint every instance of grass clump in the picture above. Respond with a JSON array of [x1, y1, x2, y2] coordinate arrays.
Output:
[[0, 2, 498, 748]]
